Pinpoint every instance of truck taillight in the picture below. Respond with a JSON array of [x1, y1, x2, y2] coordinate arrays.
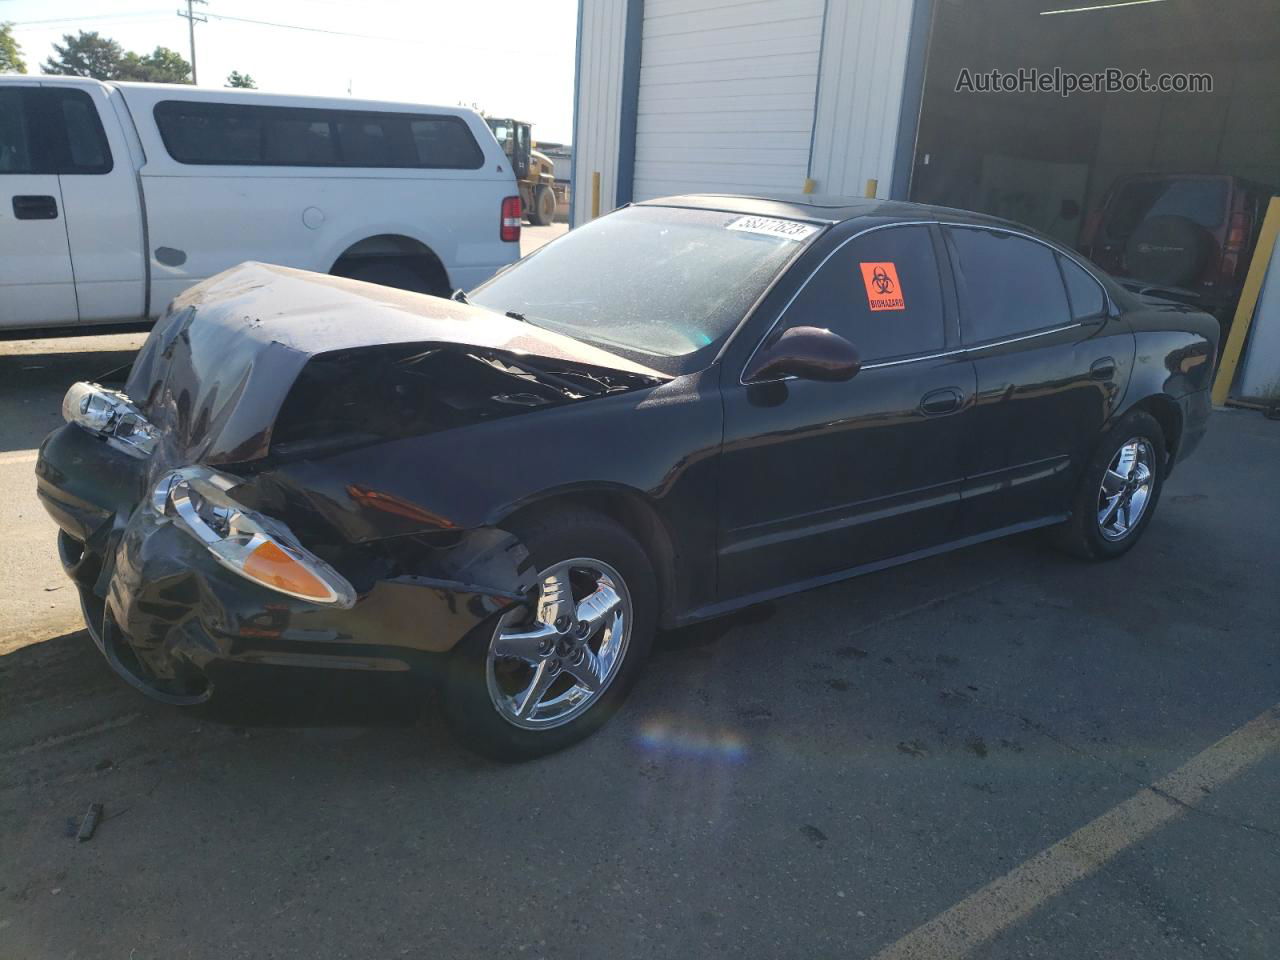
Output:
[[1219, 209, 1251, 284], [501, 196, 522, 243], [1225, 209, 1249, 252], [1079, 207, 1103, 256]]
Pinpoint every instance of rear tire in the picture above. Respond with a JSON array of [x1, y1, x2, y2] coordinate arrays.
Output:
[[442, 508, 656, 761], [529, 185, 556, 226], [1051, 409, 1167, 561]]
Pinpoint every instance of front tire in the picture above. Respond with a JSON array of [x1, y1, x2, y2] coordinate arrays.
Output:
[[442, 508, 656, 761], [1052, 409, 1167, 561]]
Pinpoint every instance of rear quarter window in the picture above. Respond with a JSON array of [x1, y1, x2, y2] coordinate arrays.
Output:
[[154, 100, 484, 169]]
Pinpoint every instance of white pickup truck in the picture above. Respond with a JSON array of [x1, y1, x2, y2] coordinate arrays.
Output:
[[0, 76, 522, 331]]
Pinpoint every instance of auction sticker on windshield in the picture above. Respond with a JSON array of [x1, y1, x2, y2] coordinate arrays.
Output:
[[726, 216, 819, 242], [859, 261, 905, 311]]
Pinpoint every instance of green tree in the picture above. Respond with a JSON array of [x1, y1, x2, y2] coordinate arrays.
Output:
[[42, 31, 123, 79], [225, 70, 257, 89], [0, 23, 26, 74], [117, 46, 191, 84]]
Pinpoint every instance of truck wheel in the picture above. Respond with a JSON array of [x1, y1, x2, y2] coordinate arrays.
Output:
[[530, 185, 556, 226], [442, 508, 656, 762], [1050, 409, 1167, 561]]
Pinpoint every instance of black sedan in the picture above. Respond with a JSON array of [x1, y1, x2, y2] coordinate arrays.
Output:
[[36, 195, 1218, 760]]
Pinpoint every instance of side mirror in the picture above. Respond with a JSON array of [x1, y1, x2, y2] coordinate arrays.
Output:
[[744, 326, 862, 383]]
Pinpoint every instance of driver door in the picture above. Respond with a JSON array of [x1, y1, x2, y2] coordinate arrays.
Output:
[[716, 224, 977, 601]]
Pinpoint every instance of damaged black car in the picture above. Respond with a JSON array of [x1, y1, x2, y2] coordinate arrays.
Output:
[[36, 195, 1218, 759]]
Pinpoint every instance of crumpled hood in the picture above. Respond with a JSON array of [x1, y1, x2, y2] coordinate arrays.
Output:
[[125, 262, 666, 468]]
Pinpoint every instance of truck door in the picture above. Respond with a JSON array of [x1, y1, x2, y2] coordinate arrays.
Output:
[[0, 85, 79, 329], [46, 82, 147, 323]]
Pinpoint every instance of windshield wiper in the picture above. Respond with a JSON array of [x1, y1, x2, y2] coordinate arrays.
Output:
[[504, 311, 529, 323], [450, 288, 470, 304]]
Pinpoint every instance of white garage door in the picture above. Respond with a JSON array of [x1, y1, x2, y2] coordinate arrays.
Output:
[[633, 0, 825, 202]]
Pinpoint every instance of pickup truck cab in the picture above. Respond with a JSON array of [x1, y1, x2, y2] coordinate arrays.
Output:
[[0, 77, 520, 330]]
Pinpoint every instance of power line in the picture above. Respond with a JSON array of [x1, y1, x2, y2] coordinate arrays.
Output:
[[203, 10, 423, 44], [9, 11, 172, 27]]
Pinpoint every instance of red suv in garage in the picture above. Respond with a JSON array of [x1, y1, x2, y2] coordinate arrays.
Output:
[[1080, 173, 1275, 317]]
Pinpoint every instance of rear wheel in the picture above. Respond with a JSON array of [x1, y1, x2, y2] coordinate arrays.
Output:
[[529, 184, 556, 226], [442, 508, 656, 761], [1052, 409, 1167, 560], [330, 257, 449, 296]]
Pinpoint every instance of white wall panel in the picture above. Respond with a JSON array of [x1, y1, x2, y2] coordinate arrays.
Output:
[[807, 0, 915, 199], [632, 0, 824, 203], [572, 0, 629, 226]]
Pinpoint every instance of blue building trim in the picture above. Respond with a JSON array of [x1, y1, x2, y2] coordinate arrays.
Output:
[[568, 0, 586, 226], [615, 0, 645, 208], [889, 0, 935, 201]]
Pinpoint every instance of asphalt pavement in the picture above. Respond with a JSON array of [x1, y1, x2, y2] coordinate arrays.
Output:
[[2, 239, 1278, 958]]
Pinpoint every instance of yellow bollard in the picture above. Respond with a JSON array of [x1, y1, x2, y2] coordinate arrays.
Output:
[[865, 178, 878, 199], [1212, 196, 1280, 406], [591, 171, 601, 221]]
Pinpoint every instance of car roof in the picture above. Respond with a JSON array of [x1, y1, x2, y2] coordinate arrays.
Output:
[[638, 192, 1030, 232]]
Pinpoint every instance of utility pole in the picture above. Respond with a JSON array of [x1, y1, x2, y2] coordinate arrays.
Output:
[[176, 0, 208, 84]]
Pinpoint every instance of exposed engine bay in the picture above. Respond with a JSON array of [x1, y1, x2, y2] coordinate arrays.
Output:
[[269, 345, 661, 460]]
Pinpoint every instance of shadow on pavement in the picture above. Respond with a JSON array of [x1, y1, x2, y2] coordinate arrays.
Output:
[[0, 349, 140, 453]]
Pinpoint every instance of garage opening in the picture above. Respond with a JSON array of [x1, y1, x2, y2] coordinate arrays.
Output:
[[908, 0, 1280, 334]]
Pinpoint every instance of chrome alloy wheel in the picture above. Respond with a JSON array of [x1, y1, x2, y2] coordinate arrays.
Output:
[[1097, 437, 1156, 541], [486, 557, 633, 730]]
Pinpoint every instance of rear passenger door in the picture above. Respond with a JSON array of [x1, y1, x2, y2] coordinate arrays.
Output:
[[943, 225, 1131, 536], [0, 85, 78, 328]]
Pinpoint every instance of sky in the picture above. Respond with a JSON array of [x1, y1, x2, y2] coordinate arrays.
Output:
[[2, 0, 579, 143]]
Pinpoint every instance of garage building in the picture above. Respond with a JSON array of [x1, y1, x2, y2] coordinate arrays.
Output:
[[570, 0, 1280, 400]]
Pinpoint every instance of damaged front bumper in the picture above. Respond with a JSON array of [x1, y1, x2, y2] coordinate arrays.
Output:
[[36, 422, 531, 706]]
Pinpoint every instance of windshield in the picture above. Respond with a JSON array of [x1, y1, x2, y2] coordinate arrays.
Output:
[[469, 205, 819, 374]]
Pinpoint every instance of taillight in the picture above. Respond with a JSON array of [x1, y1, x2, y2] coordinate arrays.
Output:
[[501, 196, 522, 243], [1219, 209, 1251, 284], [1225, 210, 1249, 252]]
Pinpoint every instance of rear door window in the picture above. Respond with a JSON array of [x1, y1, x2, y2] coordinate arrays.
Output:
[[0, 88, 36, 174], [51, 89, 113, 174], [945, 227, 1072, 344], [779, 224, 946, 362]]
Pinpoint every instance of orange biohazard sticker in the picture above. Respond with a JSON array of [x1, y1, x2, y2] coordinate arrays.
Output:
[[859, 262, 905, 311]]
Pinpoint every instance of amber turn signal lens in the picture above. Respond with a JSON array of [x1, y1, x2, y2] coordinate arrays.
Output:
[[242, 540, 332, 600]]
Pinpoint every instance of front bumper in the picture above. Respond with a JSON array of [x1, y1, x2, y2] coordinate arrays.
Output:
[[36, 424, 527, 705]]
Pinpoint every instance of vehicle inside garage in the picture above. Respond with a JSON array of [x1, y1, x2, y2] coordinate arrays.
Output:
[[909, 0, 1280, 326]]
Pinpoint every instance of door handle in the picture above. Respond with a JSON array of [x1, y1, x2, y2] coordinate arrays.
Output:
[[12, 195, 58, 220], [920, 388, 963, 416], [1090, 357, 1117, 381]]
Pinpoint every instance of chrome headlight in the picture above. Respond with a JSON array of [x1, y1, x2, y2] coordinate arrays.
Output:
[[152, 466, 357, 608], [62, 381, 158, 458]]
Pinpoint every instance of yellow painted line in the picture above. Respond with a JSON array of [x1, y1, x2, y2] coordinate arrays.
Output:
[[0, 450, 38, 466], [1213, 196, 1280, 406], [872, 704, 1280, 960]]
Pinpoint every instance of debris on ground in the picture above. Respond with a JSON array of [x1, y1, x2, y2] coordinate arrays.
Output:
[[77, 803, 103, 842]]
